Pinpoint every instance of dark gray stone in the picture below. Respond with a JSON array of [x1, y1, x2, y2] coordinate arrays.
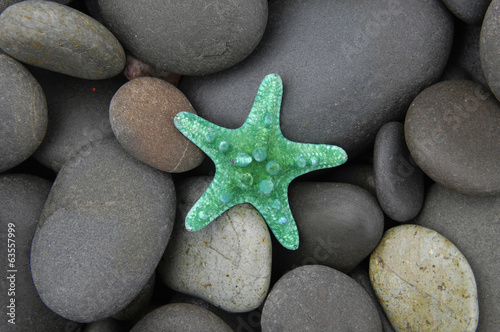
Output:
[[30, 139, 176, 322], [480, 0, 500, 101], [275, 182, 384, 274], [31, 68, 126, 172], [373, 122, 424, 221], [261, 265, 382, 332], [0, 174, 82, 332], [0, 1, 125, 79], [323, 163, 377, 197], [179, 0, 453, 158], [415, 183, 500, 332], [441, 0, 491, 24], [0, 55, 47, 172], [98, 0, 268, 75], [129, 303, 233, 332], [405, 80, 500, 196]]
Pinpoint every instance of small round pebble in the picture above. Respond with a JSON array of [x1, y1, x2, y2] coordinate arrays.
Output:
[[32, 68, 126, 172], [415, 183, 500, 332], [405, 80, 500, 195], [480, 0, 500, 101], [441, 0, 491, 24], [110, 77, 204, 172], [31, 139, 176, 322], [0, 1, 125, 79], [98, 0, 268, 75], [261, 265, 382, 332], [276, 182, 384, 274], [374, 122, 424, 221], [130, 303, 233, 332], [158, 176, 272, 313], [0, 174, 81, 331], [370, 224, 479, 332], [0, 54, 47, 172]]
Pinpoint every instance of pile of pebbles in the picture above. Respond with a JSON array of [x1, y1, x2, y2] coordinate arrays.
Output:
[[1, 0, 499, 331]]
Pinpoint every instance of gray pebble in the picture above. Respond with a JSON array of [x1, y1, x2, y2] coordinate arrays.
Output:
[[30, 139, 176, 322], [98, 0, 268, 75], [130, 303, 233, 332], [261, 265, 382, 332], [0, 54, 47, 172], [415, 183, 500, 332], [0, 1, 125, 79], [374, 122, 424, 221]]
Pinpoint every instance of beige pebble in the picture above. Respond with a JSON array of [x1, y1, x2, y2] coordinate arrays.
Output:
[[369, 224, 478, 331]]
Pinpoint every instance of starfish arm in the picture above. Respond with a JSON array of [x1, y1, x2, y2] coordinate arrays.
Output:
[[251, 191, 299, 250], [241, 73, 283, 133], [174, 111, 235, 162], [184, 171, 240, 232]]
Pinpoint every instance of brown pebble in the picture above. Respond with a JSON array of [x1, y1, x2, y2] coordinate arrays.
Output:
[[110, 77, 204, 172]]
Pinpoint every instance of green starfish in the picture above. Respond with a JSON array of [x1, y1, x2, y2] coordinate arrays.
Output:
[[174, 74, 347, 250]]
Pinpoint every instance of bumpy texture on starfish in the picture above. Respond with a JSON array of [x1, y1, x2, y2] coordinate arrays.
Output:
[[174, 74, 347, 250]]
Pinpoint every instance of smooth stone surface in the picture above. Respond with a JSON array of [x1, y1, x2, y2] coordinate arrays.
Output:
[[405, 80, 500, 196], [179, 0, 453, 157], [98, 0, 268, 75], [441, 0, 491, 24], [480, 0, 500, 101], [31, 139, 176, 322], [370, 224, 479, 332], [0, 174, 81, 332], [158, 176, 272, 313], [275, 182, 384, 274], [0, 55, 47, 172], [32, 68, 126, 172], [374, 122, 424, 221], [415, 183, 500, 332], [261, 265, 382, 332], [110, 77, 204, 172], [130, 303, 233, 332], [112, 272, 155, 321], [0, 1, 125, 79]]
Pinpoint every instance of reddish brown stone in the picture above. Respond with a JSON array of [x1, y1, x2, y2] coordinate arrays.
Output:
[[110, 77, 204, 172]]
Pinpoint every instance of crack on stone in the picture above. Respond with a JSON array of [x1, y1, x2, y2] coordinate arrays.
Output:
[[171, 139, 189, 172]]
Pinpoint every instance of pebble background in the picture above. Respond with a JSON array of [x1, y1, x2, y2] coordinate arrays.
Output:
[[0, 0, 499, 331]]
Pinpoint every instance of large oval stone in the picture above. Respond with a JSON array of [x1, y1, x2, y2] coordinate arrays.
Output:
[[261, 265, 382, 331], [370, 224, 479, 331], [0, 1, 125, 79], [0, 55, 47, 172], [158, 176, 272, 313], [179, 0, 453, 157], [31, 139, 176, 322], [98, 0, 268, 75], [109, 77, 204, 172], [404, 80, 500, 196], [275, 182, 384, 274], [415, 184, 500, 332]]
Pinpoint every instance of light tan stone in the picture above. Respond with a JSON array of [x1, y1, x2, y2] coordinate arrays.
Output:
[[369, 224, 478, 331]]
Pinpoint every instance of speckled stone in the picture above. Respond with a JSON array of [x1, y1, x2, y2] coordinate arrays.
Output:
[[415, 183, 500, 332], [0, 174, 81, 332], [405, 80, 500, 196], [441, 0, 491, 24], [374, 122, 424, 221], [32, 68, 126, 172], [98, 0, 268, 75], [0, 1, 125, 79], [110, 77, 204, 172], [0, 54, 47, 172], [158, 176, 272, 313], [179, 0, 453, 157], [275, 182, 384, 274], [30, 139, 176, 322], [370, 224, 479, 332], [480, 0, 500, 101], [130, 303, 233, 332], [261, 265, 382, 332]]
